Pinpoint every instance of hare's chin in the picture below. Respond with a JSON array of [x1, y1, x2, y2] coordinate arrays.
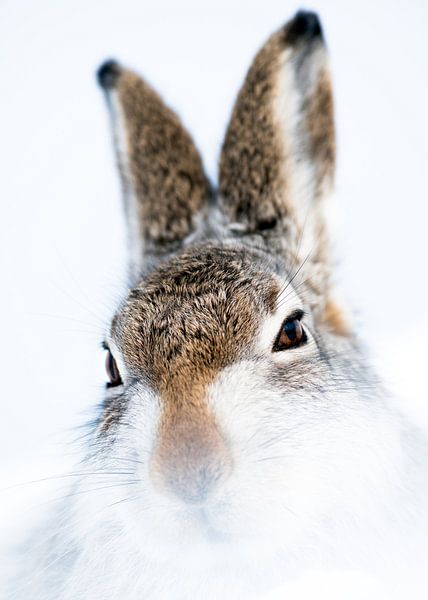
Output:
[[137, 524, 275, 568], [131, 500, 297, 569]]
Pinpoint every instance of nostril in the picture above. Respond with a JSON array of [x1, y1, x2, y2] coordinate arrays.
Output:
[[169, 464, 223, 505], [152, 451, 233, 505], [150, 427, 233, 505]]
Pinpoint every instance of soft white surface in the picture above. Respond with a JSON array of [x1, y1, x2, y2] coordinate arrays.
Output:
[[0, 0, 427, 596]]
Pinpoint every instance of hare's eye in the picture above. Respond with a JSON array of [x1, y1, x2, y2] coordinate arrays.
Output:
[[105, 350, 122, 387], [273, 313, 307, 352]]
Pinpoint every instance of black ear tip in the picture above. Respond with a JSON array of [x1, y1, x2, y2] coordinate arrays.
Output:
[[97, 59, 121, 89], [285, 10, 323, 45]]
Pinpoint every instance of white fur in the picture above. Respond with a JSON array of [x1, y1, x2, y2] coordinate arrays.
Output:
[[275, 45, 333, 266], [106, 89, 145, 279]]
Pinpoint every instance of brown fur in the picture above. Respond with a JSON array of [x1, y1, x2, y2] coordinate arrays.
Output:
[[114, 68, 211, 249], [219, 19, 335, 242], [323, 298, 350, 336], [219, 32, 287, 232]]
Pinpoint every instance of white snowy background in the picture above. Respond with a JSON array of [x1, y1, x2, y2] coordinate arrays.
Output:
[[0, 0, 427, 597]]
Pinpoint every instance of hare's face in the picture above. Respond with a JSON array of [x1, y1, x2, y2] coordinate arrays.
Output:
[[91, 11, 400, 570], [95, 243, 396, 568]]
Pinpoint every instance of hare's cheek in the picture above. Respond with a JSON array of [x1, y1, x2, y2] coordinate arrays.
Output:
[[97, 383, 160, 452], [205, 361, 283, 458]]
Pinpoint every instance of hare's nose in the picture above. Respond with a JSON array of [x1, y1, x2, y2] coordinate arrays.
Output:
[[150, 404, 232, 504], [156, 457, 230, 505]]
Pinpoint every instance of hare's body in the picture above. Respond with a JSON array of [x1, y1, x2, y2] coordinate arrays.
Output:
[[10, 11, 428, 600]]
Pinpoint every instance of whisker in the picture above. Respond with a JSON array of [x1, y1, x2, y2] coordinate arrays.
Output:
[[277, 249, 313, 309], [0, 471, 135, 494], [105, 493, 143, 509]]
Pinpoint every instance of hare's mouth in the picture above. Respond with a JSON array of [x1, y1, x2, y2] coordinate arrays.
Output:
[[191, 507, 232, 544], [165, 501, 248, 550], [164, 503, 233, 546]]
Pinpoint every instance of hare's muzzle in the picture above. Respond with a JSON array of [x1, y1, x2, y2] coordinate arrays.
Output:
[[149, 394, 232, 505]]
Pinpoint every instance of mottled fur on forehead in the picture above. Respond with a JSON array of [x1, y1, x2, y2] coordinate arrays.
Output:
[[113, 244, 281, 388]]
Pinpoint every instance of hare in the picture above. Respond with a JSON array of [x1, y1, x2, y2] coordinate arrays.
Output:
[[10, 10, 428, 600]]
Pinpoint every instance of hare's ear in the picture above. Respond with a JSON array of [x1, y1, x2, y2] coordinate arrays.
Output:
[[219, 11, 335, 289], [97, 61, 211, 277]]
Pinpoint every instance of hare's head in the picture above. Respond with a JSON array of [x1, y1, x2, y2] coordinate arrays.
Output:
[[91, 11, 399, 572]]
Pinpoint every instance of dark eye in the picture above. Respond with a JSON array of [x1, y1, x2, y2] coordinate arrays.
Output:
[[273, 313, 307, 352], [105, 350, 122, 387]]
